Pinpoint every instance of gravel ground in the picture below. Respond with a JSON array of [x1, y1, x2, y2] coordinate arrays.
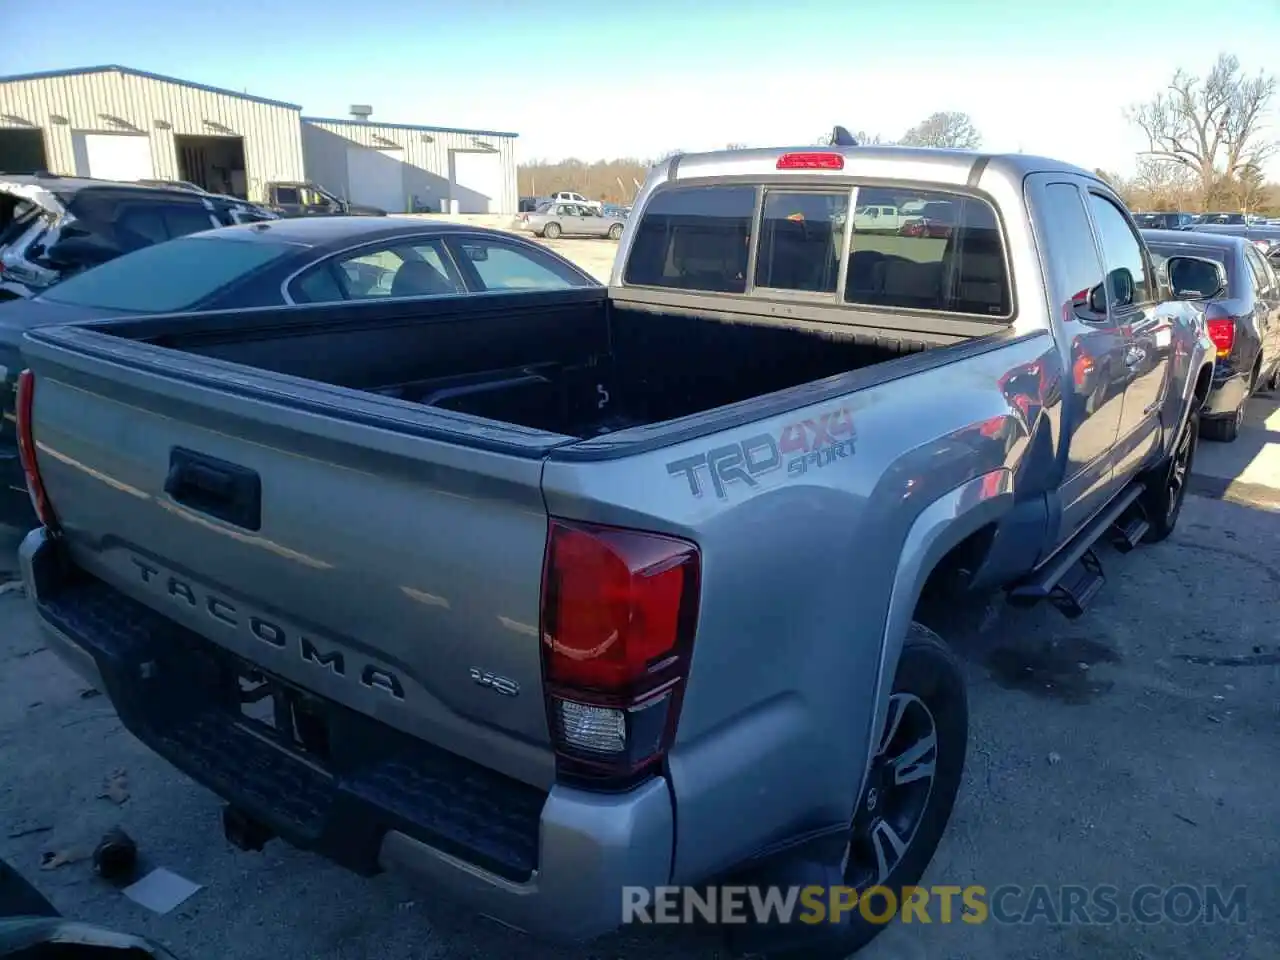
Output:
[[1, 391, 1276, 957]]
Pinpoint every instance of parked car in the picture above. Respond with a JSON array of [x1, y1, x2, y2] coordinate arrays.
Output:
[[0, 217, 598, 531], [14, 145, 1213, 958], [897, 199, 956, 238], [0, 174, 276, 301], [850, 202, 907, 232], [1144, 228, 1280, 440], [1132, 211, 1195, 230], [1186, 220, 1280, 264], [516, 202, 625, 239], [136, 178, 206, 193], [263, 181, 387, 218], [547, 190, 603, 213], [1199, 212, 1249, 225]]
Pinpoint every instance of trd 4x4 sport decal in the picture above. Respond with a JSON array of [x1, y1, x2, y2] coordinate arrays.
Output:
[[666, 407, 856, 500]]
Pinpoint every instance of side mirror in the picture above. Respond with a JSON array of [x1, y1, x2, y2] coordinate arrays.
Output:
[[461, 244, 489, 262], [1087, 283, 1108, 315], [1107, 266, 1135, 308], [1165, 255, 1227, 300]]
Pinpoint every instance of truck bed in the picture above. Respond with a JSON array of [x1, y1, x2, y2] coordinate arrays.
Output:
[[17, 286, 1001, 809], [88, 288, 963, 441]]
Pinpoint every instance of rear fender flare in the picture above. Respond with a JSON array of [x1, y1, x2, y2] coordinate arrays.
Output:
[[860, 468, 1014, 786]]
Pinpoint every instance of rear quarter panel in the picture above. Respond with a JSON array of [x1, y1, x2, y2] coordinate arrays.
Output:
[[541, 328, 1058, 882]]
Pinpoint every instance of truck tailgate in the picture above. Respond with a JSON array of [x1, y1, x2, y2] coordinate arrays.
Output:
[[22, 329, 558, 792]]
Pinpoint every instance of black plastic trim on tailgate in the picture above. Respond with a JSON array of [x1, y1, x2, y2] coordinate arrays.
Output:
[[35, 565, 545, 882]]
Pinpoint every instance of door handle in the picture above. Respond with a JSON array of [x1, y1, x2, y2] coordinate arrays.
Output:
[[164, 447, 262, 531]]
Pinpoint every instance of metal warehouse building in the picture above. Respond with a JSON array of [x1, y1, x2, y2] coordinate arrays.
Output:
[[0, 65, 518, 214], [302, 112, 516, 216]]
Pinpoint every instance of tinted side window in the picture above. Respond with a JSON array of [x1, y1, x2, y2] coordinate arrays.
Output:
[[1245, 246, 1273, 294], [302, 240, 464, 302], [274, 187, 300, 205], [1040, 183, 1106, 320], [844, 187, 1010, 317], [114, 206, 169, 248], [448, 238, 593, 291], [624, 185, 755, 293], [163, 204, 218, 238], [1087, 194, 1150, 309]]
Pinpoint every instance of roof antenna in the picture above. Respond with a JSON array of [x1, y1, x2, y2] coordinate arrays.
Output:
[[830, 125, 858, 147]]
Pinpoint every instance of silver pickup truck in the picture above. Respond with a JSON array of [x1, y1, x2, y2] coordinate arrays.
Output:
[[16, 146, 1214, 957]]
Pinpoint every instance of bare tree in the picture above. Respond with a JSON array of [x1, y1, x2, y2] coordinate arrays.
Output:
[[899, 112, 981, 149], [725, 142, 748, 150], [1236, 162, 1268, 212], [1127, 54, 1278, 203], [1131, 157, 1197, 209]]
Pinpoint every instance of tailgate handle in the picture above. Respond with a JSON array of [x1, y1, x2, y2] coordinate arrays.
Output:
[[164, 447, 262, 531]]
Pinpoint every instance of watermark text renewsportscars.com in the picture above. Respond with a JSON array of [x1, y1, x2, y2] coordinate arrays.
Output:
[[622, 884, 1248, 926]]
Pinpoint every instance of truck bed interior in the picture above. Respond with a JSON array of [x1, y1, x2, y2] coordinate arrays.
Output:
[[107, 290, 987, 439]]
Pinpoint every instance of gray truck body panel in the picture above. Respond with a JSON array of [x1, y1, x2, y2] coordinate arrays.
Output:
[[19, 143, 1214, 941]]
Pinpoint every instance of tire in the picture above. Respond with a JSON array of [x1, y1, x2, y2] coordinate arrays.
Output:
[[1202, 407, 1241, 443], [608, 223, 623, 240], [542, 222, 561, 240], [1140, 405, 1198, 543], [771, 622, 968, 959]]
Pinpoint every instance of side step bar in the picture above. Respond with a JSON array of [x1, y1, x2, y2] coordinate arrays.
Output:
[[1008, 484, 1147, 619]]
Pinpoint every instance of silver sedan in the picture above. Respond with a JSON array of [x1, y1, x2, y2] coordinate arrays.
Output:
[[516, 202, 625, 240]]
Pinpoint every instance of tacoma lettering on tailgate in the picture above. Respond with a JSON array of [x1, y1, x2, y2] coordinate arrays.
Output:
[[129, 556, 406, 701], [666, 406, 856, 500]]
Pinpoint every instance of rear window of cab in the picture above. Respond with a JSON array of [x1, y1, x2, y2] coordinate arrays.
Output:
[[623, 182, 1011, 319]]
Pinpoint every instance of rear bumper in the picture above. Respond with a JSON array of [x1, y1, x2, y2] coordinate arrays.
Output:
[[19, 528, 673, 942], [1202, 367, 1250, 419]]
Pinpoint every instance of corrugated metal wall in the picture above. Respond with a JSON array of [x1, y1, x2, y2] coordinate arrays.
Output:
[[0, 69, 305, 201], [302, 118, 518, 214]]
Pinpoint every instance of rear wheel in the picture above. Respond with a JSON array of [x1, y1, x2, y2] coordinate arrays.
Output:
[[1141, 405, 1198, 543], [772, 623, 968, 958], [542, 222, 561, 240]]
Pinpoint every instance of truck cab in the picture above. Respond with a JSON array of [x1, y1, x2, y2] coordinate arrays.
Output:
[[264, 181, 387, 218]]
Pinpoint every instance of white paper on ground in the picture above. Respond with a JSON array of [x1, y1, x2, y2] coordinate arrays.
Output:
[[122, 867, 203, 914]]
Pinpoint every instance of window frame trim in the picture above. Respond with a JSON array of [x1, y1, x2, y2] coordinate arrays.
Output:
[[1084, 189, 1157, 316], [443, 233, 595, 293], [284, 233, 467, 304], [746, 184, 856, 303], [623, 175, 1017, 323]]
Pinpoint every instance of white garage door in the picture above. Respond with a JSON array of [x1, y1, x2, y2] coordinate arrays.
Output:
[[71, 132, 155, 181], [452, 151, 502, 214], [346, 147, 406, 213]]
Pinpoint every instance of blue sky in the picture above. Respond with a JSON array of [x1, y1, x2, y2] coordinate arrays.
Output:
[[10, 0, 1280, 176]]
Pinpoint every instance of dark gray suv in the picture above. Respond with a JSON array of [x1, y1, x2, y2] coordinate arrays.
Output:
[[0, 174, 276, 300]]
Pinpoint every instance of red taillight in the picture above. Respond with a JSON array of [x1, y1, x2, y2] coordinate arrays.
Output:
[[1206, 316, 1236, 358], [16, 370, 58, 530], [776, 152, 844, 170], [540, 518, 700, 786]]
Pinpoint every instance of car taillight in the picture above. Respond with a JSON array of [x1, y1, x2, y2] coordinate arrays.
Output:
[[540, 518, 700, 788], [16, 370, 59, 531], [1205, 315, 1236, 358], [777, 152, 844, 170]]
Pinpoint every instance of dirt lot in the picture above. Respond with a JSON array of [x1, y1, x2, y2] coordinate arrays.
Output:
[[1, 377, 1277, 957]]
